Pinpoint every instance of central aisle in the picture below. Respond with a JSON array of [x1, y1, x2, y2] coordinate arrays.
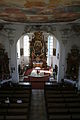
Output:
[[29, 89, 47, 120]]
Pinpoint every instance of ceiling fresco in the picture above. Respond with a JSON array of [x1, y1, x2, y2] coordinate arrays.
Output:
[[0, 0, 80, 23]]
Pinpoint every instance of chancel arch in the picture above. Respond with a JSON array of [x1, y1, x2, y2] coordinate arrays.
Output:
[[17, 29, 60, 82]]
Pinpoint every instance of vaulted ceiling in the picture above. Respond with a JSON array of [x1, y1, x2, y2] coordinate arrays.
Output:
[[0, 0, 80, 23]]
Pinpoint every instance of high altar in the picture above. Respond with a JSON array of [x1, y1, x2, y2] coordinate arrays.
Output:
[[29, 31, 47, 68]]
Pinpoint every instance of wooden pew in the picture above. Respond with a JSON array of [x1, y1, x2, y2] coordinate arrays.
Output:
[[0, 82, 32, 120], [44, 82, 79, 120]]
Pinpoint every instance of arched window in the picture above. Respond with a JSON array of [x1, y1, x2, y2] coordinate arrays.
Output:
[[48, 35, 53, 56], [47, 35, 53, 66], [24, 35, 30, 56]]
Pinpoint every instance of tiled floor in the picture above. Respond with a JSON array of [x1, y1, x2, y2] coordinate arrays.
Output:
[[29, 89, 47, 120]]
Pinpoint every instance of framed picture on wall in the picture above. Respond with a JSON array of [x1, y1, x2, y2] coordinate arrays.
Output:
[[20, 48, 24, 56], [53, 48, 56, 56]]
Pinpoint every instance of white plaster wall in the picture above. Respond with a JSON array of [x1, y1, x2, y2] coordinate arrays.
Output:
[[54, 27, 63, 82], [10, 43, 19, 83], [58, 40, 66, 82]]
